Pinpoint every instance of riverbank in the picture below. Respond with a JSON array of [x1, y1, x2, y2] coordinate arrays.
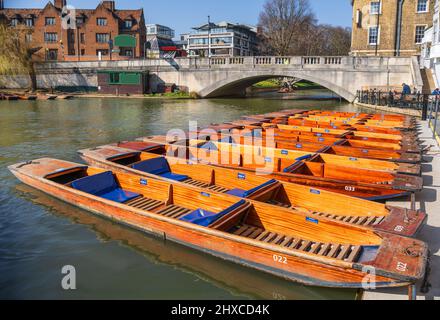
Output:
[[355, 102, 422, 117], [363, 120, 440, 300]]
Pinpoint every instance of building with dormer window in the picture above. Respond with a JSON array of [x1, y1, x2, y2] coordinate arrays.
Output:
[[0, 0, 146, 61]]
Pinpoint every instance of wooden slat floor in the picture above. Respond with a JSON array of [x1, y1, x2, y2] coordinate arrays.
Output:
[[125, 196, 192, 219], [231, 224, 362, 263], [183, 179, 230, 193]]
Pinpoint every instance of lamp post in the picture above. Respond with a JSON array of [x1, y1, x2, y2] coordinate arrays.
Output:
[[208, 15, 211, 58]]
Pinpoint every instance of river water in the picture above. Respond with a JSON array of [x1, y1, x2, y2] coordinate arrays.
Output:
[[0, 90, 365, 300]]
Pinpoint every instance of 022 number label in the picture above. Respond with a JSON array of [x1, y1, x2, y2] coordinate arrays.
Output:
[[273, 255, 288, 265]]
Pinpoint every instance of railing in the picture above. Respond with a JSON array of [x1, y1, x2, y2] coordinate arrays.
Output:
[[37, 56, 413, 72], [324, 57, 342, 65], [356, 90, 428, 110], [303, 57, 321, 65], [255, 57, 272, 65], [428, 97, 440, 140]]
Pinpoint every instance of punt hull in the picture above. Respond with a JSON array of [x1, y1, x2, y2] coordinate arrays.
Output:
[[80, 151, 427, 238], [213, 164, 414, 201], [9, 168, 412, 289]]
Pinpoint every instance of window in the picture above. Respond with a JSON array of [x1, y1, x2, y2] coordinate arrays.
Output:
[[124, 20, 133, 29], [25, 18, 34, 27], [211, 37, 232, 45], [96, 33, 109, 43], [80, 33, 85, 44], [76, 17, 84, 26], [44, 32, 58, 42], [109, 73, 120, 84], [370, 1, 381, 14], [81, 49, 85, 56], [417, 0, 428, 12], [45, 17, 55, 26], [97, 18, 107, 26], [11, 18, 18, 26], [25, 34, 32, 43], [415, 25, 426, 44], [368, 26, 379, 45], [189, 38, 209, 45]]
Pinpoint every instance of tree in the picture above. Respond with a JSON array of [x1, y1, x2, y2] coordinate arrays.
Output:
[[258, 0, 315, 56], [0, 24, 41, 91], [258, 0, 352, 56]]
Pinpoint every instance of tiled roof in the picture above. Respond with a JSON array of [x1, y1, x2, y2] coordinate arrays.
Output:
[[0, 8, 42, 18], [0, 6, 143, 27]]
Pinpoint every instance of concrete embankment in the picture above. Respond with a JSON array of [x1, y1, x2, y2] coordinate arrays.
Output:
[[355, 102, 422, 118], [363, 120, 440, 300]]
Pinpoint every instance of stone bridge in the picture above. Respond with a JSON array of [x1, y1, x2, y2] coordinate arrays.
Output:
[[1, 56, 423, 102]]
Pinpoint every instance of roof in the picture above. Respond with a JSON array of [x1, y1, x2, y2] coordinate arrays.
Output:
[[0, 5, 144, 31], [192, 21, 256, 33], [0, 8, 41, 19]]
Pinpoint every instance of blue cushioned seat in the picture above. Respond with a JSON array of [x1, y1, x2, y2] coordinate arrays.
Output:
[[226, 179, 278, 198], [131, 158, 189, 182], [180, 200, 247, 227], [132, 157, 170, 175], [71, 171, 140, 203], [160, 172, 190, 182]]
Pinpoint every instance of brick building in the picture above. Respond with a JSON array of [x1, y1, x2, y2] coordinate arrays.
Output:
[[0, 0, 146, 61], [351, 0, 434, 56]]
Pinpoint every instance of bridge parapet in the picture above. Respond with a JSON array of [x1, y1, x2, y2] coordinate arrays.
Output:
[[36, 56, 413, 72]]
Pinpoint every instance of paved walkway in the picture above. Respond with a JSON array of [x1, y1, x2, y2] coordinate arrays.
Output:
[[363, 120, 440, 300]]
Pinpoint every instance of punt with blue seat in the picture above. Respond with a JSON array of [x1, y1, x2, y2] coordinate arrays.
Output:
[[131, 157, 189, 182], [179, 200, 247, 227], [71, 171, 141, 203]]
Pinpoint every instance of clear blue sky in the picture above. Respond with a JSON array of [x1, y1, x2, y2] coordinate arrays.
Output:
[[7, 0, 352, 37]]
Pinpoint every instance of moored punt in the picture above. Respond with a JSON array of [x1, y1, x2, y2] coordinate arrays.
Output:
[[261, 128, 421, 154], [196, 130, 422, 165], [138, 137, 423, 200], [79, 144, 426, 238], [8, 158, 428, 289], [184, 133, 422, 175], [276, 124, 418, 144]]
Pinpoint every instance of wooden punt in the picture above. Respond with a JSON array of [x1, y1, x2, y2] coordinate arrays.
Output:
[[9, 158, 428, 289], [17, 184, 356, 301], [79, 144, 426, 238], [288, 118, 418, 136], [197, 130, 422, 166], [158, 139, 423, 200], [183, 133, 421, 176], [261, 128, 421, 154], [136, 136, 423, 200], [277, 124, 418, 144]]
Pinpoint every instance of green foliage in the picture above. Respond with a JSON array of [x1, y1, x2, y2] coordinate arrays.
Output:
[[253, 79, 281, 88], [144, 91, 198, 99], [0, 24, 39, 90]]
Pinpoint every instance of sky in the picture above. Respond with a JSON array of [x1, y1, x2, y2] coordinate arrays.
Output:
[[7, 0, 353, 37]]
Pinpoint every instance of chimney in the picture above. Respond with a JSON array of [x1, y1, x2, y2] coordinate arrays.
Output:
[[54, 0, 67, 9], [102, 1, 116, 11]]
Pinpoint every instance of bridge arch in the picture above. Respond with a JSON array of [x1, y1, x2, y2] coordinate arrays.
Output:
[[198, 71, 356, 101]]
